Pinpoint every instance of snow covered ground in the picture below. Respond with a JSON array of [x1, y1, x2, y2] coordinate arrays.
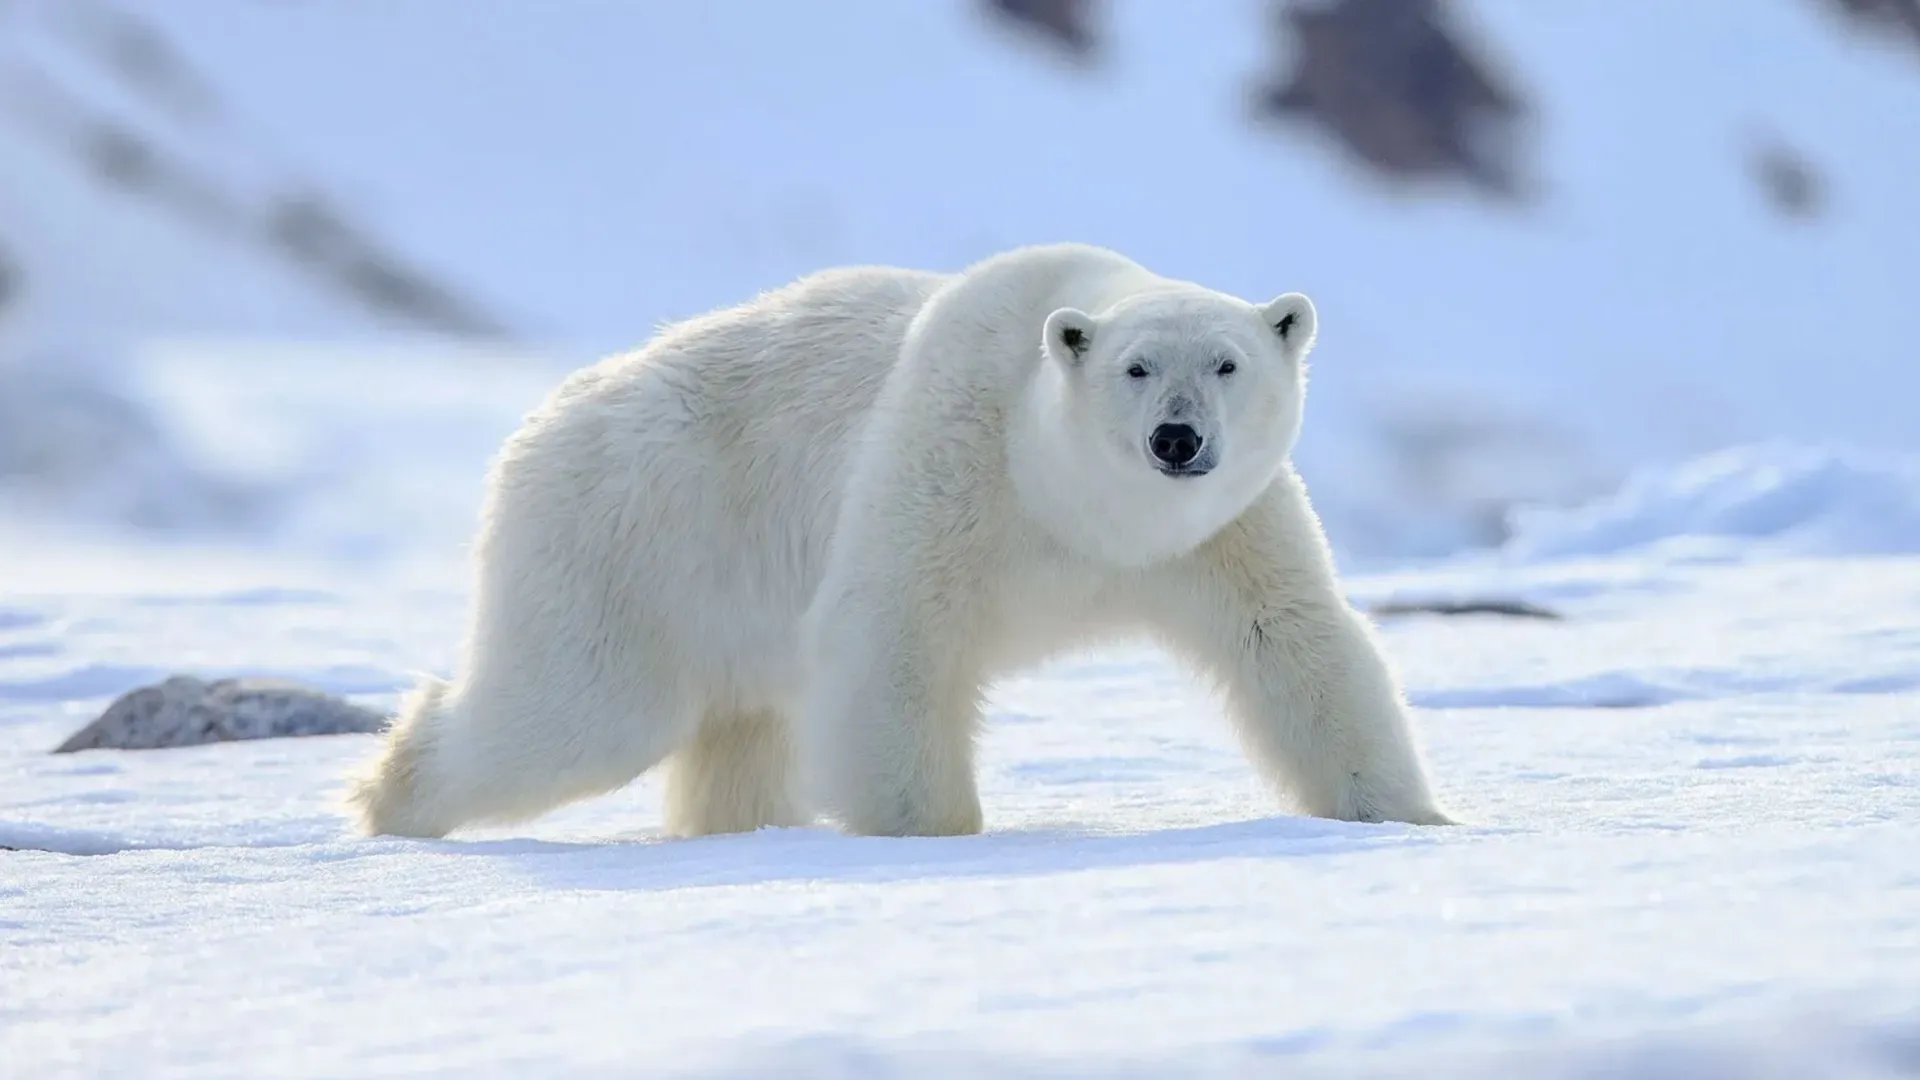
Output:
[[3, 357, 1919, 1076]]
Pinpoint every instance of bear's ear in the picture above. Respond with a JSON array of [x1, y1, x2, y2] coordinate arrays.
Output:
[[1258, 292, 1318, 356], [1043, 307, 1096, 368]]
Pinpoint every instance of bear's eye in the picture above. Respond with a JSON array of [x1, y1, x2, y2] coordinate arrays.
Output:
[[1125, 363, 1150, 380], [1216, 360, 1237, 376]]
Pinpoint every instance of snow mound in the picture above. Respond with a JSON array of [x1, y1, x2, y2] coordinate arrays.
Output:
[[1503, 444, 1920, 560], [0, 355, 278, 536], [0, 340, 570, 562]]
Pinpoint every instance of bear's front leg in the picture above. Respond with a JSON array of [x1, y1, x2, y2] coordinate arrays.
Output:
[[798, 576, 988, 838], [1226, 602, 1455, 826], [1150, 478, 1455, 826]]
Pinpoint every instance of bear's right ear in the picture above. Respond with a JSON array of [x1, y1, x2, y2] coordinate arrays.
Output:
[[1043, 307, 1096, 368]]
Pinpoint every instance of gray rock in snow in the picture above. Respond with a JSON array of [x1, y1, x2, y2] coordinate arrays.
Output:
[[54, 674, 387, 752]]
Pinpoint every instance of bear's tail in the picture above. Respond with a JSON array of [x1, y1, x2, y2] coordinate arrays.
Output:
[[344, 675, 463, 838]]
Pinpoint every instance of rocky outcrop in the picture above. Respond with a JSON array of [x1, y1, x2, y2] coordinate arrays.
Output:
[[54, 675, 387, 752]]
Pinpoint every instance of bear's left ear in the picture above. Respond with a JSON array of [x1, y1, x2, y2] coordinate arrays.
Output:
[[1258, 292, 1318, 357], [1043, 307, 1097, 368]]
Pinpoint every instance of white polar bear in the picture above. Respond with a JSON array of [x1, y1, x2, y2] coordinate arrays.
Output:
[[347, 242, 1453, 840]]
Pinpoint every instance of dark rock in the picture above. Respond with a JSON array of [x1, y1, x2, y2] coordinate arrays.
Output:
[[1252, 0, 1532, 200], [1749, 137, 1826, 220], [1370, 598, 1563, 621], [0, 241, 19, 315], [54, 675, 387, 752], [1818, 0, 1920, 58], [981, 0, 1101, 62]]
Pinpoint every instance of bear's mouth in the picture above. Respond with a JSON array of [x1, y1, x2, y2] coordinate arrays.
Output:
[[1155, 462, 1214, 479]]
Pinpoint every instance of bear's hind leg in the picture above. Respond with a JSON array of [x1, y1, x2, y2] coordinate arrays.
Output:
[[347, 643, 700, 838], [662, 707, 807, 837], [347, 677, 464, 838]]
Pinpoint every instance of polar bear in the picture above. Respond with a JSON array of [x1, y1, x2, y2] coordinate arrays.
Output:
[[346, 242, 1452, 840]]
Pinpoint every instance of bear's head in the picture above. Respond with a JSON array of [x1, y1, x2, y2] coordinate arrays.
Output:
[[1026, 285, 1317, 565], [1043, 288, 1316, 484]]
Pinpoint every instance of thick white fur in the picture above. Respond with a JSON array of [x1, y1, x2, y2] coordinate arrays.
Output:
[[346, 242, 1452, 839]]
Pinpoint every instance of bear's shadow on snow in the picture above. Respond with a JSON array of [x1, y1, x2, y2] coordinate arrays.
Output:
[[447, 814, 1453, 894]]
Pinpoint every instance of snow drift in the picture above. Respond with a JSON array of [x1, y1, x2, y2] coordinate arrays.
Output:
[[1504, 443, 1920, 560]]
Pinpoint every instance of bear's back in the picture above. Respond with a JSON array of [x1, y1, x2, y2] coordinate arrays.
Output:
[[498, 265, 952, 665], [680, 265, 952, 451]]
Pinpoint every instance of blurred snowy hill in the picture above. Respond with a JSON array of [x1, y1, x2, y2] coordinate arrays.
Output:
[[4, 0, 1919, 565]]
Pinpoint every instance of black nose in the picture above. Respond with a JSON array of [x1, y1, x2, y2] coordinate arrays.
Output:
[[1149, 423, 1203, 467]]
